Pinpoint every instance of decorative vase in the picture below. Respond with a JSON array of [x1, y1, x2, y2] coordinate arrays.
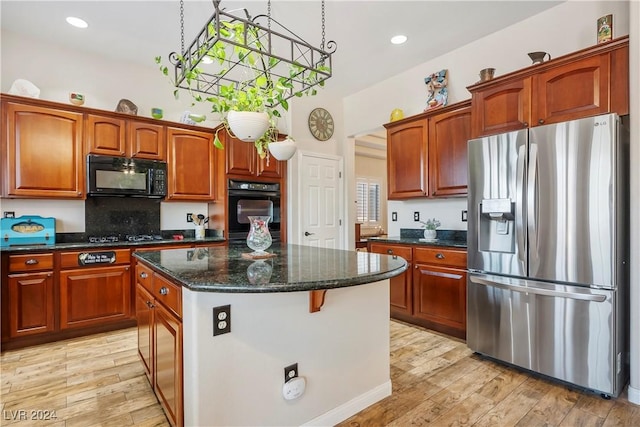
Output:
[[423, 229, 437, 240], [268, 137, 297, 161], [227, 111, 270, 142], [246, 216, 273, 254]]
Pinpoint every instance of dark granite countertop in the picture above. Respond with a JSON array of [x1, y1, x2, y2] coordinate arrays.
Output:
[[133, 243, 408, 293], [367, 228, 467, 249], [367, 236, 467, 248], [0, 237, 226, 253]]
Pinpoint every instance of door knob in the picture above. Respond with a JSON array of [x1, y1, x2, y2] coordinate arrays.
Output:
[[304, 231, 315, 236]]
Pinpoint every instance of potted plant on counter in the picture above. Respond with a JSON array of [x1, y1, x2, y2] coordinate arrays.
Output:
[[420, 218, 441, 240]]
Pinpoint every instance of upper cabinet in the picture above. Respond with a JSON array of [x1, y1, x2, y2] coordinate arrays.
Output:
[[384, 100, 471, 200], [428, 103, 471, 197], [223, 131, 284, 180], [468, 36, 629, 138], [86, 114, 165, 160], [2, 101, 85, 199], [166, 127, 217, 201]]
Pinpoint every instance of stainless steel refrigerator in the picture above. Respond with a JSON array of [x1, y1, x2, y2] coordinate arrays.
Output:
[[467, 113, 630, 397]]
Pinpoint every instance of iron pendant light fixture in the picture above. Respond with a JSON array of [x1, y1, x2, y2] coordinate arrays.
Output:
[[167, 0, 337, 107]]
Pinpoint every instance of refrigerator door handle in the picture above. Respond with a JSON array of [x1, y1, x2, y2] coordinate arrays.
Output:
[[527, 143, 539, 266], [515, 145, 526, 264], [469, 275, 607, 302]]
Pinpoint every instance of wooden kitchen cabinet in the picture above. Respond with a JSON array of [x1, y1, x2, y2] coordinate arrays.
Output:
[[385, 100, 471, 199], [413, 247, 467, 339], [385, 115, 428, 199], [59, 248, 132, 330], [224, 131, 284, 180], [428, 102, 471, 197], [154, 294, 183, 427], [6, 253, 55, 339], [86, 114, 165, 160], [469, 36, 629, 137], [135, 263, 183, 427], [166, 127, 216, 201], [368, 243, 413, 318], [2, 100, 84, 198]]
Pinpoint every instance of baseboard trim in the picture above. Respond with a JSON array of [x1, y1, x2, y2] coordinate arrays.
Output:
[[628, 384, 640, 405], [302, 380, 392, 426]]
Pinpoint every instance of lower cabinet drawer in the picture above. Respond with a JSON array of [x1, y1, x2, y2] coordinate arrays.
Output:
[[8, 253, 54, 273], [154, 274, 182, 319], [413, 247, 466, 268], [369, 243, 413, 261]]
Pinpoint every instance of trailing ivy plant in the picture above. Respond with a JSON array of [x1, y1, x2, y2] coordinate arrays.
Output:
[[156, 19, 330, 158]]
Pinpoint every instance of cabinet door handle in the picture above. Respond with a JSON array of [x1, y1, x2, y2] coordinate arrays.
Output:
[[435, 253, 445, 259], [159, 287, 169, 295], [538, 119, 545, 125], [25, 259, 39, 265], [140, 272, 148, 279]]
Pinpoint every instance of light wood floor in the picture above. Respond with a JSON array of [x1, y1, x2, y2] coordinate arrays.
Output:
[[2, 321, 639, 426]]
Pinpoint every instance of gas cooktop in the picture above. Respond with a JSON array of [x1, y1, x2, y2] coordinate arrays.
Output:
[[87, 234, 163, 244]]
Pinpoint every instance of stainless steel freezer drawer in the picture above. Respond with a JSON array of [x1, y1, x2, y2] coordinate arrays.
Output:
[[467, 273, 628, 397]]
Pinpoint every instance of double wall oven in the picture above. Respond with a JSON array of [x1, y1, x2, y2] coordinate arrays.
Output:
[[227, 179, 281, 242]]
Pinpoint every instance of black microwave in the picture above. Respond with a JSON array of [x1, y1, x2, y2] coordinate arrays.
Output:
[[87, 155, 167, 198]]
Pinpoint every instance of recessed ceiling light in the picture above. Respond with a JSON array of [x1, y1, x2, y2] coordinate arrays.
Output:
[[66, 16, 88, 29], [390, 35, 407, 45]]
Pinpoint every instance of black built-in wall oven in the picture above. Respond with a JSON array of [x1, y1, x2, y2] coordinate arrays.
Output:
[[227, 179, 281, 241]]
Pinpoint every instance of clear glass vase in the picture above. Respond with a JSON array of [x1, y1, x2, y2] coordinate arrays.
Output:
[[246, 216, 273, 254]]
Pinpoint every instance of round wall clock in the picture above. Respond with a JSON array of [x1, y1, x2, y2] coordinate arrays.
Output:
[[308, 108, 334, 141]]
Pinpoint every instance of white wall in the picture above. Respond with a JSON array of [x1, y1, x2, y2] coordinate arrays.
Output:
[[343, 1, 632, 238], [183, 279, 391, 426], [627, 0, 640, 407]]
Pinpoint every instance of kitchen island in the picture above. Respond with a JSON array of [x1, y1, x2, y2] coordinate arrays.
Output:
[[133, 243, 407, 427]]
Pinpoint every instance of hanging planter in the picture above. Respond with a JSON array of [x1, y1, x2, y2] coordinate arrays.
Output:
[[227, 111, 270, 142], [268, 137, 297, 161], [155, 0, 337, 159]]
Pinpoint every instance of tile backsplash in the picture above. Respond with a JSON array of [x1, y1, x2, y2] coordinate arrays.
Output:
[[85, 197, 161, 236]]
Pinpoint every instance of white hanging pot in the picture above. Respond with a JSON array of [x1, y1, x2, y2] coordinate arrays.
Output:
[[268, 137, 297, 161], [227, 111, 270, 142]]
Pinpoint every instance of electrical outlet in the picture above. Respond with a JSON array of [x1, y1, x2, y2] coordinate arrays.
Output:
[[284, 363, 298, 383], [461, 210, 468, 222], [187, 213, 194, 223], [391, 212, 397, 222], [413, 212, 420, 222], [213, 305, 231, 336], [3, 211, 15, 218]]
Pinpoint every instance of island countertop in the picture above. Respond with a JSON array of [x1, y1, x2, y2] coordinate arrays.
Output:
[[133, 242, 408, 293]]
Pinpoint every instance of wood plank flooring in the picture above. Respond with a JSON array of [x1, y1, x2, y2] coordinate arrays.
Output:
[[2, 321, 638, 426]]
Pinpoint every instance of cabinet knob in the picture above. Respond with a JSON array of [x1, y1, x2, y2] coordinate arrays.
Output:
[[415, 265, 419, 269], [125, 266, 129, 271], [146, 301, 154, 309], [436, 253, 445, 259], [140, 272, 148, 279], [159, 287, 169, 295], [538, 119, 545, 125], [25, 258, 39, 265], [387, 249, 393, 254], [523, 122, 529, 128]]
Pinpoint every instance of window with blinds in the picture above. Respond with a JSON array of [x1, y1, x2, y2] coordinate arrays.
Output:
[[356, 178, 381, 223]]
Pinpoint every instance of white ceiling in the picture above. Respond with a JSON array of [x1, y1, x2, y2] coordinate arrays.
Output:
[[1, 0, 563, 98]]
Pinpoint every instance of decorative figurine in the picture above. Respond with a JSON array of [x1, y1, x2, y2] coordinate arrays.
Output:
[[424, 69, 448, 111]]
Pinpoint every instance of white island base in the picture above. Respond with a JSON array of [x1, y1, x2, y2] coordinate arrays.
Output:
[[182, 279, 391, 426]]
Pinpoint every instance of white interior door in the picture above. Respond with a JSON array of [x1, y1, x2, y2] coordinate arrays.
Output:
[[299, 153, 342, 248]]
